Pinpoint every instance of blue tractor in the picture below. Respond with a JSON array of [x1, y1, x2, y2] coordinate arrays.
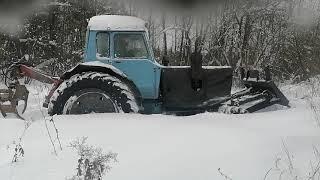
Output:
[[36, 15, 288, 116]]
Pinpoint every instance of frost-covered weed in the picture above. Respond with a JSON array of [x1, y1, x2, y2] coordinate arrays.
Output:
[[282, 76, 320, 127], [67, 137, 118, 180], [305, 76, 320, 127], [264, 141, 320, 180], [309, 99, 320, 128], [218, 168, 233, 180], [8, 120, 31, 163], [12, 143, 24, 163]]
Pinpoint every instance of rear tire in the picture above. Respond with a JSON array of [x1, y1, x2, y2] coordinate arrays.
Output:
[[49, 72, 140, 115]]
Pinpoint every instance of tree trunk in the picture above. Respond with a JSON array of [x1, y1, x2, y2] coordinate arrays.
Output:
[[162, 14, 167, 57]]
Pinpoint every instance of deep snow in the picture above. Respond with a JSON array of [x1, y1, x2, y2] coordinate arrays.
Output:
[[0, 80, 320, 180]]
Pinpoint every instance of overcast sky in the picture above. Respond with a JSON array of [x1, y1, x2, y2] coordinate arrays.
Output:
[[0, 0, 319, 34]]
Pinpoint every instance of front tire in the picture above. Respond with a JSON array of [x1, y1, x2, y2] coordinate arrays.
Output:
[[48, 72, 140, 115]]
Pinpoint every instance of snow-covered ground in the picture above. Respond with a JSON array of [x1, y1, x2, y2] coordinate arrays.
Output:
[[0, 80, 320, 180]]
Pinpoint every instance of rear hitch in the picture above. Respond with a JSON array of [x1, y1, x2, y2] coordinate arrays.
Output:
[[1, 62, 61, 120], [0, 82, 29, 120]]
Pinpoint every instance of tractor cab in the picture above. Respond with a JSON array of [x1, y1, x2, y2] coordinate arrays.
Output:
[[84, 15, 162, 101]]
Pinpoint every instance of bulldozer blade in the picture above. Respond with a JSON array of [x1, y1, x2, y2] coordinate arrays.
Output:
[[242, 80, 289, 107], [239, 67, 289, 110], [216, 81, 289, 114]]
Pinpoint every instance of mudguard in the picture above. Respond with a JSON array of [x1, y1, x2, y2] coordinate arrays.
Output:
[[44, 62, 142, 109], [61, 62, 128, 80]]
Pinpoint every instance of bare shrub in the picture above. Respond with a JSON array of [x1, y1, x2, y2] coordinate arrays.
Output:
[[67, 137, 118, 180]]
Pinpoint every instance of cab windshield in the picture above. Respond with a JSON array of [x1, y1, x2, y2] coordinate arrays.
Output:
[[114, 34, 148, 59]]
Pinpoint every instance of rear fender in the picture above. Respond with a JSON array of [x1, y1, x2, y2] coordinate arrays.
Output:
[[61, 62, 127, 80], [43, 62, 142, 108]]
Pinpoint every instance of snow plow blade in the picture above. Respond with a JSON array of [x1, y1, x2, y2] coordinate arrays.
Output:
[[213, 80, 289, 114], [240, 80, 289, 112], [203, 67, 290, 114], [244, 80, 289, 106]]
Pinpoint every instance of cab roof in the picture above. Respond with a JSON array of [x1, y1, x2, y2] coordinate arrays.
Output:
[[88, 15, 147, 31]]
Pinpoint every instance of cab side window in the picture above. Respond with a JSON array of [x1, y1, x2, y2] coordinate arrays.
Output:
[[96, 32, 110, 58], [114, 34, 148, 59]]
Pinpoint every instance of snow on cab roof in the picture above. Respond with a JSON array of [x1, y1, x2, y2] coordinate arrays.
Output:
[[88, 15, 147, 31]]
